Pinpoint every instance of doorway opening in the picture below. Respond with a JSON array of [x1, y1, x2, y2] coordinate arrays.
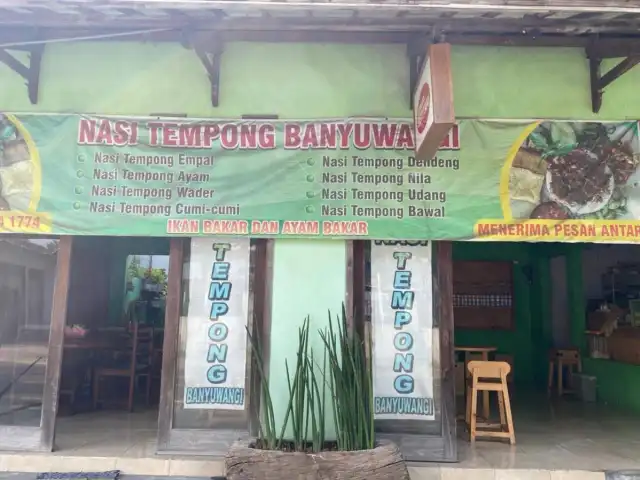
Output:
[[56, 236, 169, 455]]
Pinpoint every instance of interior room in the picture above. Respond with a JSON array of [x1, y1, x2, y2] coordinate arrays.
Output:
[[55, 236, 169, 455], [448, 241, 640, 470]]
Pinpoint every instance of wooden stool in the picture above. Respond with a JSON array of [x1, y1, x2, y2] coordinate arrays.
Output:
[[547, 348, 582, 397], [466, 361, 515, 445], [464, 352, 488, 418]]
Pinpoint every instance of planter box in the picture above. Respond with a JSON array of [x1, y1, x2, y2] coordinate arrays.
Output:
[[225, 439, 409, 480]]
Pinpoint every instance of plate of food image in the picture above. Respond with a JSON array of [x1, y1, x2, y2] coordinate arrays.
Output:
[[507, 122, 640, 221], [616, 168, 640, 220], [543, 148, 615, 216]]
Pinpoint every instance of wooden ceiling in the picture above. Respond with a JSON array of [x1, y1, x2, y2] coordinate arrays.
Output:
[[1, 0, 640, 41]]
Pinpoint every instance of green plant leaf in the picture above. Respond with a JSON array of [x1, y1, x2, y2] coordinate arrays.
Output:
[[550, 123, 577, 148], [248, 303, 373, 453], [529, 131, 549, 151], [543, 143, 577, 158]]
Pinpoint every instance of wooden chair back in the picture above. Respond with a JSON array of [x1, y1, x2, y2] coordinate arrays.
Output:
[[555, 349, 580, 365], [92, 310, 154, 411], [129, 321, 154, 376], [467, 360, 511, 390], [549, 348, 581, 371]]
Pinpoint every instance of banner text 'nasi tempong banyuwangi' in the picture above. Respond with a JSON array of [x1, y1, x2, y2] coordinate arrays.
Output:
[[2, 113, 640, 242]]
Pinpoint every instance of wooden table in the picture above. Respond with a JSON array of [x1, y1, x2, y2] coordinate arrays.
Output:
[[455, 346, 497, 361], [455, 346, 497, 420], [62, 335, 124, 410]]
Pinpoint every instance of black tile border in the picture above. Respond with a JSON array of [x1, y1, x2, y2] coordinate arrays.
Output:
[[606, 471, 640, 480]]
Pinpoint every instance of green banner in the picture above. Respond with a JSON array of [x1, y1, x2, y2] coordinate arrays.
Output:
[[1, 114, 640, 241]]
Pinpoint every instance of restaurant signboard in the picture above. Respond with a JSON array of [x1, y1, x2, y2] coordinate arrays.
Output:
[[413, 43, 455, 162], [2, 113, 640, 242]]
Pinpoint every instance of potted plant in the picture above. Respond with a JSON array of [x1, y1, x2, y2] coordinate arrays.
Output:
[[143, 267, 168, 294], [225, 306, 409, 480]]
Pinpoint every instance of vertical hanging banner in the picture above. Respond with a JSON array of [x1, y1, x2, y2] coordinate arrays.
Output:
[[371, 240, 435, 420], [183, 237, 250, 410]]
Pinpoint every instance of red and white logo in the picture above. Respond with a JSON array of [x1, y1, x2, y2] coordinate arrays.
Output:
[[416, 82, 431, 135]]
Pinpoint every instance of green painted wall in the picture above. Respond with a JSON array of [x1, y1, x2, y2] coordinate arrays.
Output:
[[0, 43, 410, 117], [452, 47, 640, 120], [2, 44, 640, 120], [583, 359, 640, 413], [566, 245, 587, 354], [530, 254, 553, 387], [268, 240, 346, 439]]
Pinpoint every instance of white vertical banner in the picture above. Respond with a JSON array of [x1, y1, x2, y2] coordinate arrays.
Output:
[[183, 237, 250, 410], [371, 240, 435, 421]]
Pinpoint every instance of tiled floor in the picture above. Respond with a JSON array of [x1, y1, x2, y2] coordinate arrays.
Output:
[[54, 408, 159, 458], [0, 408, 224, 476], [453, 393, 640, 471], [0, 396, 639, 477]]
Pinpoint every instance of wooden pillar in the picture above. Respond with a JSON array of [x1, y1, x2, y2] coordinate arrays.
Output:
[[41, 235, 73, 451], [157, 238, 185, 451], [249, 239, 273, 436], [433, 240, 456, 461]]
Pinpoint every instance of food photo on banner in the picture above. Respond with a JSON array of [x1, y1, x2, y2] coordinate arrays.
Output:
[[2, 112, 640, 242], [483, 120, 640, 242], [370, 240, 435, 421], [182, 237, 251, 410], [508, 122, 638, 221]]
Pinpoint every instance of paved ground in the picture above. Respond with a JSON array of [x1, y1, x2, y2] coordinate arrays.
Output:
[[0, 476, 223, 480], [3, 470, 640, 479]]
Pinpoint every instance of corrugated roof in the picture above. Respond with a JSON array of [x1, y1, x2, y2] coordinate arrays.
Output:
[[0, 0, 640, 37]]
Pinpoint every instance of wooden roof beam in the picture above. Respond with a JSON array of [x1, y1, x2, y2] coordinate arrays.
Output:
[[0, 44, 43, 104], [587, 41, 640, 113]]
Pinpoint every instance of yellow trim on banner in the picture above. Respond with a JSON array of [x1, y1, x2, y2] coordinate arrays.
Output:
[[6, 113, 42, 212], [475, 219, 640, 243], [499, 121, 541, 221], [0, 212, 51, 233]]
